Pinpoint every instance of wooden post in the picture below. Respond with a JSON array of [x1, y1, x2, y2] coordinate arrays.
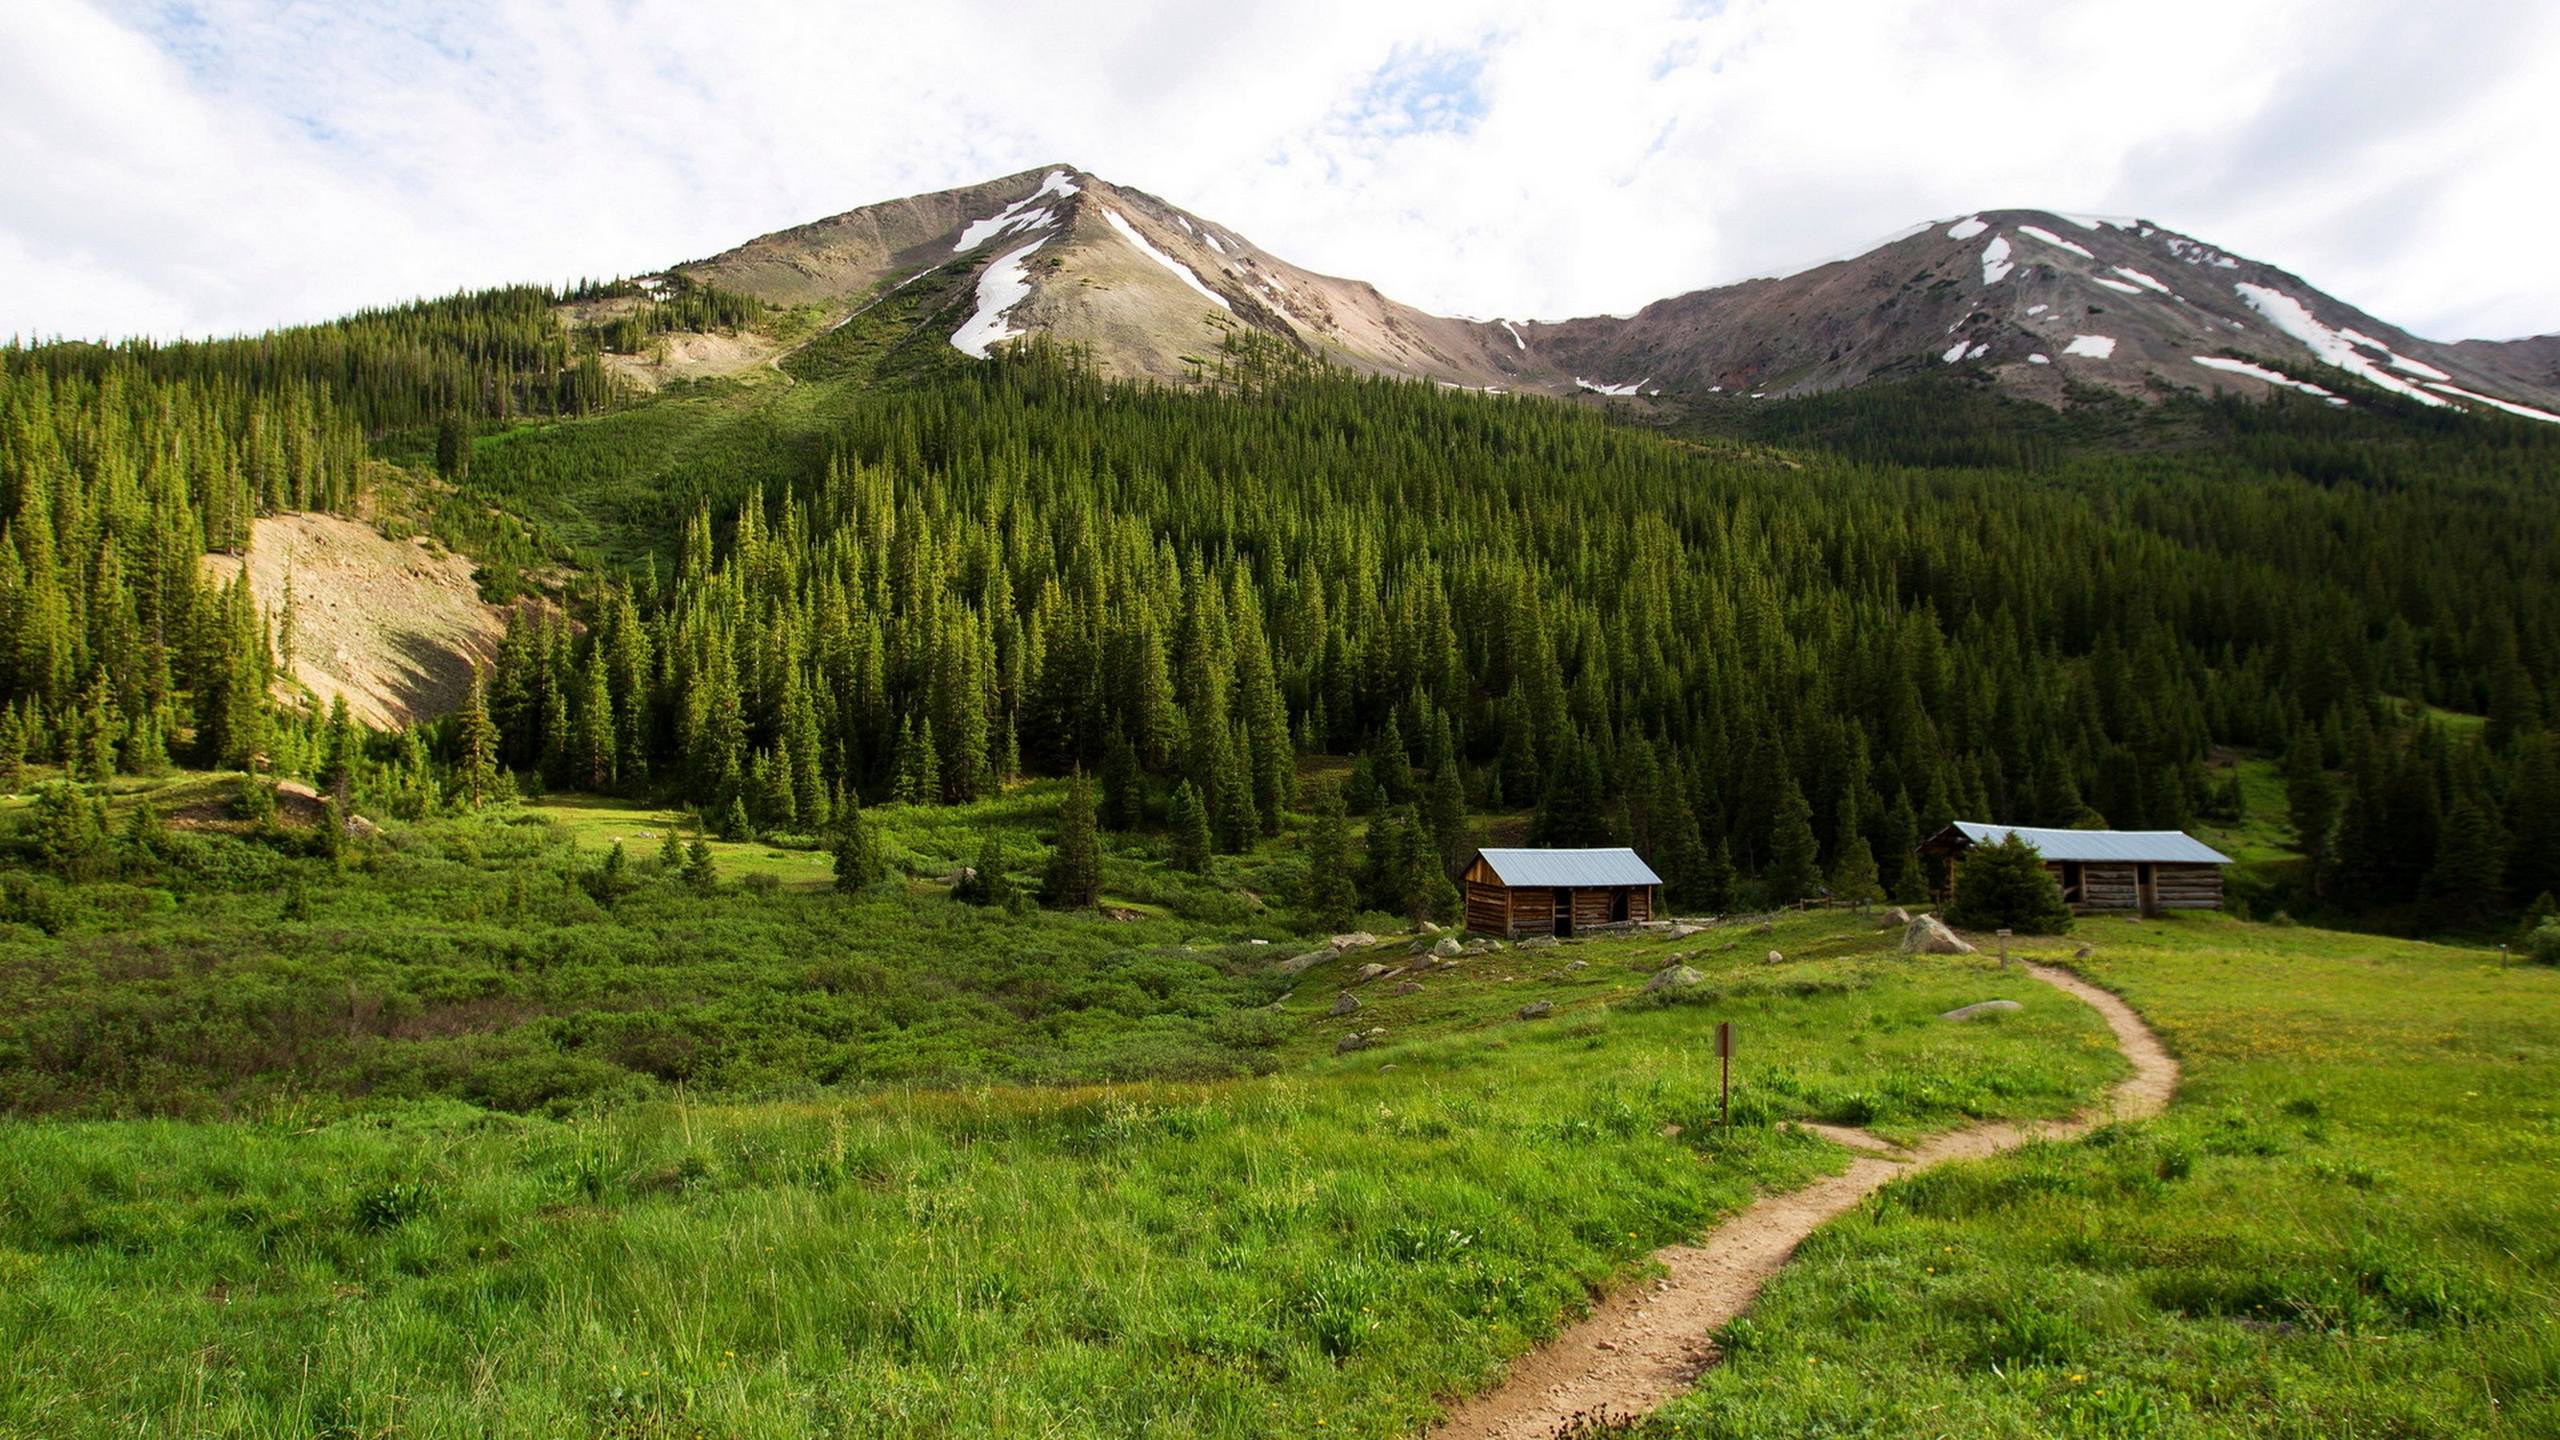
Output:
[[1997, 928, 2012, 970], [1716, 1021, 1735, 1127]]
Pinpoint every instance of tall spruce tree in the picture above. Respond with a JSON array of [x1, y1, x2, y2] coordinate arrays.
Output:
[[1043, 772, 1102, 908]]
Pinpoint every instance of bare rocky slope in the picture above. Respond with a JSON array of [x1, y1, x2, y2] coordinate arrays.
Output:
[[659, 168, 2560, 421]]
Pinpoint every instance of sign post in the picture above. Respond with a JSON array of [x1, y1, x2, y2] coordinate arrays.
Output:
[[1997, 928, 2013, 970], [1716, 1021, 1735, 1127]]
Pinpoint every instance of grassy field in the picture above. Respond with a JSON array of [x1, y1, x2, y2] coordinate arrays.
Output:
[[0, 909, 2118, 1437], [1645, 912, 2560, 1438]]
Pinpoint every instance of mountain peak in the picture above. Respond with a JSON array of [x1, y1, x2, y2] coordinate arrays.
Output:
[[667, 170, 2560, 422]]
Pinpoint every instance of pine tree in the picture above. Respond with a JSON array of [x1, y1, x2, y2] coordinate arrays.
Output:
[[1168, 779, 1213, 874], [1299, 783, 1358, 931], [1100, 732, 1145, 830], [435, 412, 472, 481], [1530, 730, 1612, 847], [318, 694, 360, 801], [1945, 834, 2073, 934], [1763, 777, 1823, 907], [2284, 722, 2339, 894], [832, 795, 884, 891], [1424, 758, 1470, 871], [657, 825, 685, 873], [2425, 795, 2507, 930], [1828, 808, 1883, 909], [957, 833, 1017, 908], [455, 665, 499, 808], [722, 794, 756, 843], [1043, 772, 1102, 908], [683, 832, 720, 893]]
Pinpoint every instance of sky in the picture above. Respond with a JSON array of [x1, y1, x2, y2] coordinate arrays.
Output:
[[6, 0, 2558, 345]]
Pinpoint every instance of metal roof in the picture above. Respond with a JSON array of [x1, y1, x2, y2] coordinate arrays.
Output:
[[1949, 822, 2232, 866], [1473, 848, 1664, 887]]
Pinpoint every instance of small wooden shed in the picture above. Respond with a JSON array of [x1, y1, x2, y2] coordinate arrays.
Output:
[[1462, 848, 1663, 939], [1918, 822, 2232, 914]]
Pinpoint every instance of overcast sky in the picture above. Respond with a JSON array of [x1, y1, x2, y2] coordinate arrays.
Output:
[[6, 0, 2558, 345]]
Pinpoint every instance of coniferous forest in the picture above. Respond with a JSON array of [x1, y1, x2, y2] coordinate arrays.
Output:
[[4, 298, 2559, 934]]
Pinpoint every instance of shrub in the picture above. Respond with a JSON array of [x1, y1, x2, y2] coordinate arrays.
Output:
[[2527, 920, 2560, 967], [1945, 834, 2073, 934]]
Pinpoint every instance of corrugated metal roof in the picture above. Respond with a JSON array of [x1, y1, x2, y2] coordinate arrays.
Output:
[[1474, 848, 1664, 887], [1951, 822, 2232, 866]]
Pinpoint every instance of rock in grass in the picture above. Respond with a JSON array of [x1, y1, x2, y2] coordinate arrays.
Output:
[[1517, 1000, 1554, 1020], [1330, 992, 1361, 1017], [1275, 949, 1331, 976], [1880, 907, 1913, 928], [2075, 945, 2095, 959], [1392, 980, 1423, 996], [1432, 937, 1463, 958], [1519, 935, 1560, 949], [1566, 959, 1590, 971], [1665, 923, 1706, 940], [1356, 963, 1391, 982], [1336, 1029, 1382, 1054], [1645, 964, 1705, 994], [1326, 932, 1378, 953], [1940, 999, 2024, 1022], [1902, 915, 1976, 955], [1765, 950, 1785, 965]]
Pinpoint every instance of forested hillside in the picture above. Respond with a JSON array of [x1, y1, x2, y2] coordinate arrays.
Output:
[[4, 302, 2557, 934], [461, 343, 2560, 929]]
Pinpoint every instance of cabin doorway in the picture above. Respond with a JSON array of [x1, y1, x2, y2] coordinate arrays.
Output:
[[2137, 863, 2158, 916], [1553, 888, 1574, 938]]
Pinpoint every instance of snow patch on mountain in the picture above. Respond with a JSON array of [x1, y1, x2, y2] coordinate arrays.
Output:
[[2092, 277, 2145, 295], [1501, 320, 1527, 350], [2111, 266, 2173, 295], [1981, 234, 2014, 284], [1103, 208, 1231, 311], [951, 238, 1048, 358], [2019, 225, 2097, 260], [2192, 355, 2336, 397], [954, 170, 1078, 252], [2424, 382, 2560, 424], [2063, 334, 2117, 359], [1576, 377, 1650, 396], [1947, 216, 1989, 240], [2234, 283, 2451, 407]]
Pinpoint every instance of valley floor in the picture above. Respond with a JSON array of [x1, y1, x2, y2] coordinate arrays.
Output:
[[3, 903, 2548, 1436]]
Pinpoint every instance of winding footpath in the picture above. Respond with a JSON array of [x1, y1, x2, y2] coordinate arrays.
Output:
[[1429, 962, 2179, 1440]]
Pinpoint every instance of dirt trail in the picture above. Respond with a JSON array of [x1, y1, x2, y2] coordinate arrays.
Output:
[[1427, 961, 2176, 1440]]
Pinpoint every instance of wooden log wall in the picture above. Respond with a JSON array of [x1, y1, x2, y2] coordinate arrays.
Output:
[[1465, 883, 1512, 936], [2079, 864, 2142, 911], [1571, 888, 1614, 929], [2153, 865, 2225, 909]]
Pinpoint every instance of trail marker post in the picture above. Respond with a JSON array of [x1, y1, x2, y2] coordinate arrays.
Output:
[[1997, 928, 2013, 970], [1716, 1021, 1735, 1127]]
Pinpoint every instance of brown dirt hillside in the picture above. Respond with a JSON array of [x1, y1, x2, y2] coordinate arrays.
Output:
[[201, 513, 505, 729]]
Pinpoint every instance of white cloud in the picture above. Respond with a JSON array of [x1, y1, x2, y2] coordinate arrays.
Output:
[[4, 0, 2556, 343]]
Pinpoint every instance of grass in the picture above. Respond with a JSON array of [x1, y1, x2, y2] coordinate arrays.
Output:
[[1642, 911, 2560, 1438], [0, 900, 2124, 1437]]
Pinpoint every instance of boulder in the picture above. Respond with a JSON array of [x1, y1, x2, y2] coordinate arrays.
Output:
[[1275, 949, 1331, 976], [1880, 907, 1913, 928], [1519, 935, 1561, 949], [1391, 980, 1423, 996], [1326, 932, 1378, 953], [1566, 959, 1590, 971], [1665, 923, 1706, 940], [1461, 938, 1499, 955], [1416, 920, 1444, 935], [1940, 1000, 2024, 1022], [1355, 963, 1392, 983], [2074, 945, 2095, 960], [1902, 915, 1977, 955], [1335, 1029, 1382, 1054], [1644, 964, 1705, 994], [1432, 937, 1463, 958], [1517, 1000, 1555, 1020], [1329, 992, 1361, 1017], [1765, 950, 1785, 965]]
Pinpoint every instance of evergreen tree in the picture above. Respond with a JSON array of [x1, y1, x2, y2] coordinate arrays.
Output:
[[831, 795, 885, 892], [435, 412, 472, 481], [1043, 772, 1102, 908], [1424, 757, 1471, 871], [657, 825, 685, 873], [682, 832, 720, 893], [1100, 733, 1145, 830], [956, 833, 1017, 908], [455, 665, 499, 808], [318, 693, 361, 801], [1530, 731, 1612, 847], [1763, 777, 1823, 906], [1827, 807, 1883, 909], [1167, 779, 1213, 874], [1299, 783, 1359, 932], [2425, 795, 2507, 930], [2284, 722, 2339, 894], [1945, 834, 2073, 934]]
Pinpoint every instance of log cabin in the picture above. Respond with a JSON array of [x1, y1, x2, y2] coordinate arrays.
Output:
[[1918, 822, 2232, 914], [1462, 848, 1664, 938]]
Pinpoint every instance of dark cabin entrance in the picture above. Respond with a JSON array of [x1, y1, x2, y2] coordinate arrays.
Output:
[[1553, 888, 1573, 937]]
